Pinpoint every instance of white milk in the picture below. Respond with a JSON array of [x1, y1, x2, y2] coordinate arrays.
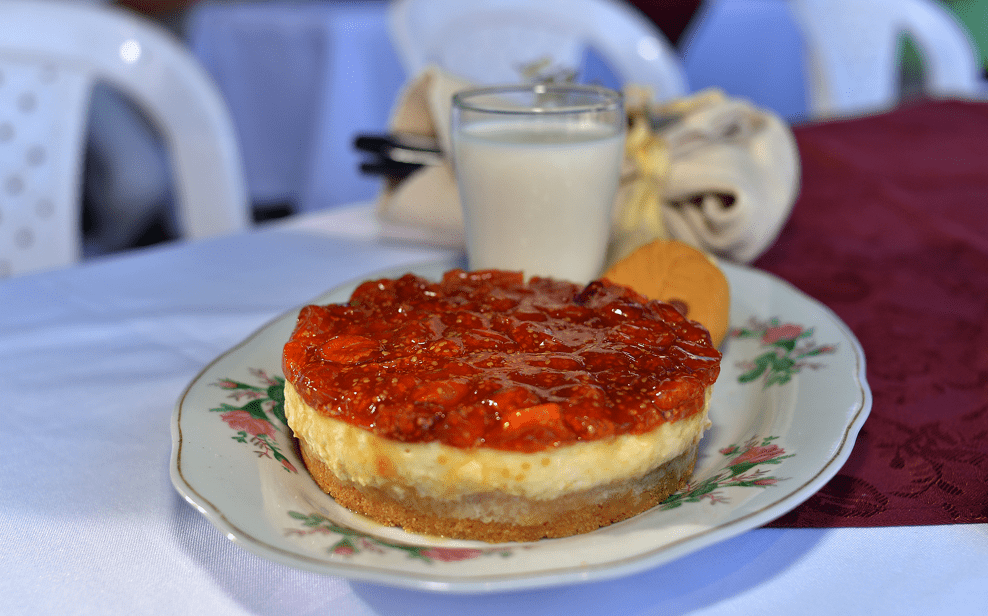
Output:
[[453, 120, 624, 284]]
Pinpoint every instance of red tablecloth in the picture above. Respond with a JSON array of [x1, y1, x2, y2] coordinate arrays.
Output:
[[756, 100, 988, 527]]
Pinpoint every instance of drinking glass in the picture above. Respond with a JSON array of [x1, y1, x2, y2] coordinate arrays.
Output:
[[451, 84, 625, 283]]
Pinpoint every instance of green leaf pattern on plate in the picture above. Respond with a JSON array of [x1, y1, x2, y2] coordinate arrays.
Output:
[[286, 511, 516, 562], [730, 317, 838, 388], [659, 436, 794, 510], [209, 369, 298, 473]]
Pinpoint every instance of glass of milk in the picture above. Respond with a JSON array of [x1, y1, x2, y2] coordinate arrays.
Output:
[[451, 84, 625, 284]]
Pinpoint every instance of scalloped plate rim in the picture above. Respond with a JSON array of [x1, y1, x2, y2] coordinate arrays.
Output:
[[170, 259, 872, 593]]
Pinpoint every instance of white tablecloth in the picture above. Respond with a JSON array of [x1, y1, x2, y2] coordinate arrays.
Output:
[[2, 204, 987, 615]]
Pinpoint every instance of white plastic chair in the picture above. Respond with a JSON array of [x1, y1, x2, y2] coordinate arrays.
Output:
[[388, 0, 688, 100], [0, 0, 249, 279], [790, 0, 983, 118], [681, 0, 982, 122], [681, 0, 810, 121]]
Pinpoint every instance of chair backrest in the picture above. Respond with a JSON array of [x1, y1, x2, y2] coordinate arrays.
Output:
[[0, 0, 248, 279], [681, 0, 982, 122], [790, 0, 983, 118], [388, 0, 688, 100], [681, 0, 810, 122]]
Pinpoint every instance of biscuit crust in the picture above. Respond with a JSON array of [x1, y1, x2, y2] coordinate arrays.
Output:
[[297, 435, 698, 542]]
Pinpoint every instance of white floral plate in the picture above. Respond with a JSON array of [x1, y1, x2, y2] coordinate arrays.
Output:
[[170, 259, 871, 594]]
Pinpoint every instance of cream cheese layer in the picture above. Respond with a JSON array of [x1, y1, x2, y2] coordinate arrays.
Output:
[[284, 381, 710, 502]]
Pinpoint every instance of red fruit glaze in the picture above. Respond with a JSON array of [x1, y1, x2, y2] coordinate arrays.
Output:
[[283, 270, 721, 453]]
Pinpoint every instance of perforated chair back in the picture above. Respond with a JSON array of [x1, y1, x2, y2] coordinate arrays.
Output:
[[388, 0, 688, 100], [0, 0, 248, 279]]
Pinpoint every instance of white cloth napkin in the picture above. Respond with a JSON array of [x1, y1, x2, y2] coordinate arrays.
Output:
[[639, 91, 801, 264], [376, 67, 800, 264]]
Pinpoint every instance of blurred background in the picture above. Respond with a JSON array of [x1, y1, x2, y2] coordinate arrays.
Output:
[[78, 0, 987, 257]]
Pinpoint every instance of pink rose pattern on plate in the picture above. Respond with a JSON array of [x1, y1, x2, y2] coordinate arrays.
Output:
[[285, 511, 513, 562], [659, 436, 794, 510], [730, 317, 837, 388], [209, 369, 298, 473]]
